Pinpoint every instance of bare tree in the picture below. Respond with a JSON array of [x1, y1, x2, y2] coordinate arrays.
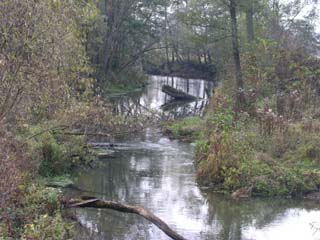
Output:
[[228, 0, 246, 109]]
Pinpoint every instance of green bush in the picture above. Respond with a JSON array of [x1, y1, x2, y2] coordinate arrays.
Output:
[[0, 182, 74, 239], [38, 133, 67, 177], [23, 184, 74, 239], [21, 124, 92, 177], [25, 183, 61, 216], [162, 117, 204, 141]]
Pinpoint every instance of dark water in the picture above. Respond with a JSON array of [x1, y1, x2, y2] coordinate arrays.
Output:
[[71, 76, 320, 240]]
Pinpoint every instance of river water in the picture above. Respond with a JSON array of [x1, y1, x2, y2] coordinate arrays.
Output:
[[71, 76, 320, 240]]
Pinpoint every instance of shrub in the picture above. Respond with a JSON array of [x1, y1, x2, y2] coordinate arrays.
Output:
[[21, 184, 74, 240], [162, 117, 204, 141], [196, 87, 320, 197], [24, 125, 92, 177], [22, 213, 73, 240], [37, 133, 67, 177]]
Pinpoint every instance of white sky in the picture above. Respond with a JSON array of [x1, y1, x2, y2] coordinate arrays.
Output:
[[280, 0, 320, 33]]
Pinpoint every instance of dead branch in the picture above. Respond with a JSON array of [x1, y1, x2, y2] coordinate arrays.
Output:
[[67, 197, 187, 240], [162, 85, 197, 101]]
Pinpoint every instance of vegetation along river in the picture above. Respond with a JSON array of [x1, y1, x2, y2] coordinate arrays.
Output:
[[70, 76, 320, 240]]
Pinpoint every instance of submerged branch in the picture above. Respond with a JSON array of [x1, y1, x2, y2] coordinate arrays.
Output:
[[67, 197, 187, 240], [62, 128, 144, 138]]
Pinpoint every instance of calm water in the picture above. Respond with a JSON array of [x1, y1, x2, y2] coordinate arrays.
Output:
[[71, 76, 320, 240], [110, 75, 215, 118]]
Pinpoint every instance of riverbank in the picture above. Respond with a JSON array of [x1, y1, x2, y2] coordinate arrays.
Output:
[[162, 50, 320, 199], [162, 102, 320, 198], [94, 67, 151, 98], [0, 99, 148, 238], [104, 84, 146, 97], [0, 126, 77, 239], [198, 93, 320, 198], [161, 117, 204, 142]]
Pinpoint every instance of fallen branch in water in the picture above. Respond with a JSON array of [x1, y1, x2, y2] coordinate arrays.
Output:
[[61, 127, 146, 138], [61, 131, 111, 137], [162, 85, 197, 101], [66, 197, 187, 240]]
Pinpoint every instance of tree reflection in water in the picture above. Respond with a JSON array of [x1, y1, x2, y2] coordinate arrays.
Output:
[[109, 75, 215, 120]]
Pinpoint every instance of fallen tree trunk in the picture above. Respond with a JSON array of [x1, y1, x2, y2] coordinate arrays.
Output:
[[67, 197, 187, 240], [162, 85, 197, 101]]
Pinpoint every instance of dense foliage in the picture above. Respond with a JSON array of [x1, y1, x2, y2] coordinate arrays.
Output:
[[0, 0, 93, 124], [1, 0, 319, 238]]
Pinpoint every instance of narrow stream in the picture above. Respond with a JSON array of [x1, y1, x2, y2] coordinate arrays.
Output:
[[71, 76, 320, 240]]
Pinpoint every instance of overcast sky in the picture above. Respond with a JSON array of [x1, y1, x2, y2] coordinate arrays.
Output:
[[280, 0, 320, 33]]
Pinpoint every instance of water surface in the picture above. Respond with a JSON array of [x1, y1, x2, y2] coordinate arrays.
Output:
[[110, 75, 215, 118], [71, 76, 320, 240]]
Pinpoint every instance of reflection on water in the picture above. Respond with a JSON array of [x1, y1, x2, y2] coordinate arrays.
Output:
[[71, 76, 320, 240], [110, 75, 215, 118]]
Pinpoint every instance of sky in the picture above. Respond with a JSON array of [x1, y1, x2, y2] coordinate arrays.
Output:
[[280, 0, 320, 33]]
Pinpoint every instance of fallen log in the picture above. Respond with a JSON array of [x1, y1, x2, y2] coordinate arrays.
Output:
[[162, 85, 197, 101], [67, 197, 187, 240]]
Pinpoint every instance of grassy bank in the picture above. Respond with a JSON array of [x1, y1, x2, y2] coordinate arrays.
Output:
[[161, 49, 320, 198], [162, 94, 320, 198], [196, 94, 320, 197], [161, 116, 204, 142]]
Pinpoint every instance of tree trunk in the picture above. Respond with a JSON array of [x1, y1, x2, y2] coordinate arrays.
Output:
[[172, 48, 175, 63], [68, 198, 187, 240], [165, 5, 170, 71], [198, 54, 202, 64], [246, 1, 254, 42], [207, 51, 212, 64], [103, 0, 134, 75], [203, 50, 208, 64], [229, 0, 246, 109]]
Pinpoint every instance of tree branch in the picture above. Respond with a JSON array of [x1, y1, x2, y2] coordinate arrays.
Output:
[[67, 197, 188, 240]]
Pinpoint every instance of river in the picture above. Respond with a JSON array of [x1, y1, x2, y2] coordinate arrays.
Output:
[[70, 76, 320, 240]]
